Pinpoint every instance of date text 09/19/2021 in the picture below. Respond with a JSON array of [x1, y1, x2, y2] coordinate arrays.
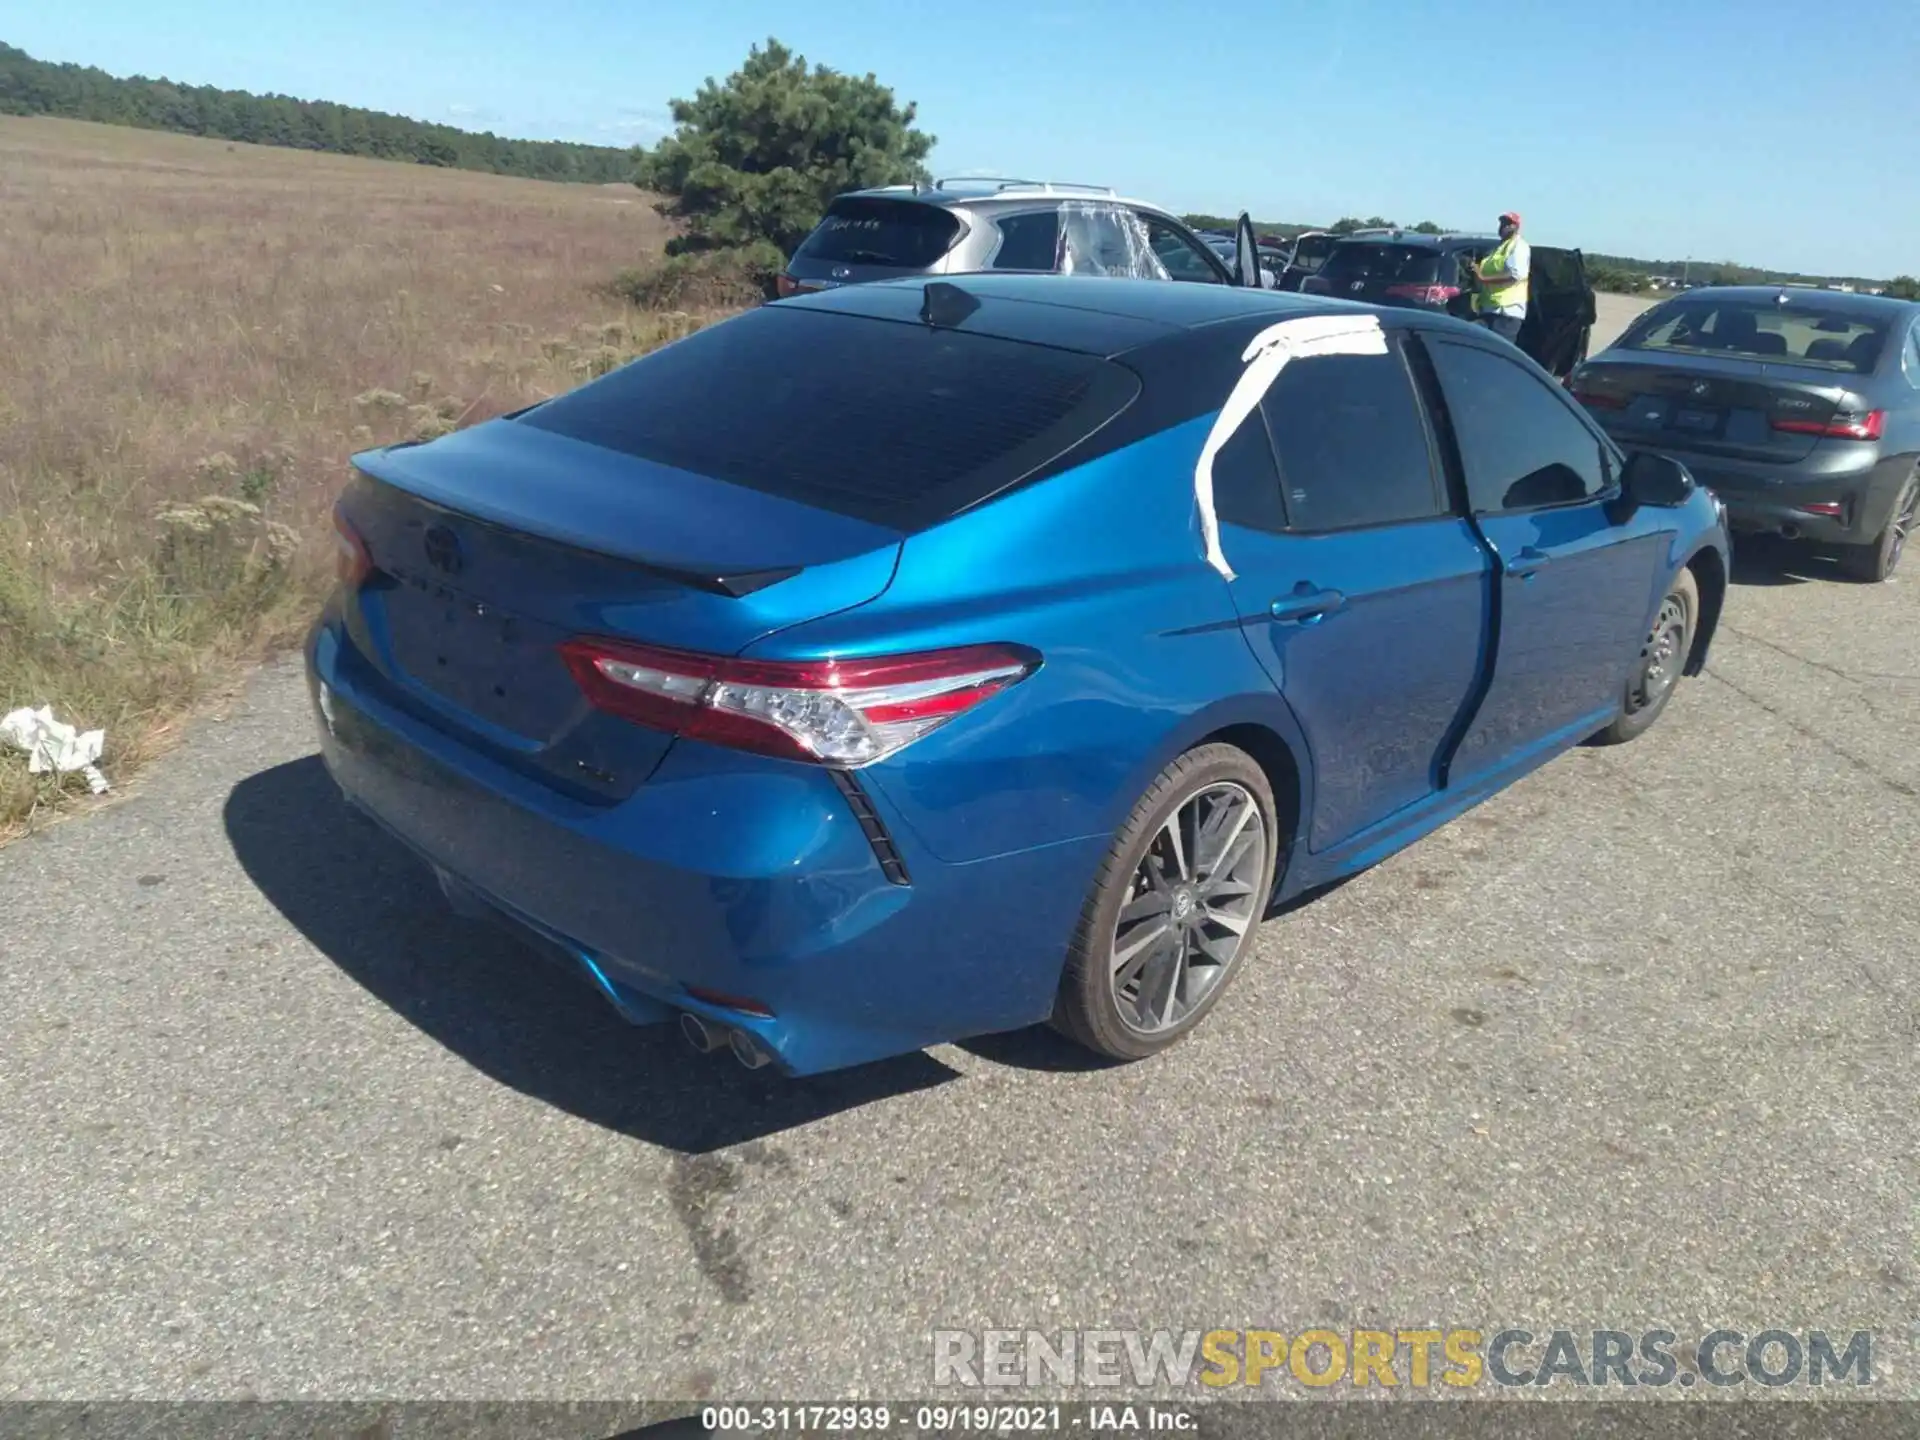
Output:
[[695, 1406, 1194, 1434]]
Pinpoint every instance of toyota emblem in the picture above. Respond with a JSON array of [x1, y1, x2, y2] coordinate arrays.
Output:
[[1690, 380, 1711, 398], [422, 524, 463, 574], [832, 265, 853, 280]]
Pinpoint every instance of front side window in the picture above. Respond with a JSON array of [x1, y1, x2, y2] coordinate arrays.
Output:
[[1427, 340, 1609, 513], [1056, 203, 1171, 280], [1138, 213, 1227, 284], [1257, 341, 1444, 531]]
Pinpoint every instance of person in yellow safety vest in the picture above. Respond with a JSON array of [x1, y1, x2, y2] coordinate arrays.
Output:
[[1472, 211, 1531, 344]]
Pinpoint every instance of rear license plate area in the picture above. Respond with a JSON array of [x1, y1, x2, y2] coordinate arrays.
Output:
[[382, 585, 570, 735], [1670, 407, 1724, 436]]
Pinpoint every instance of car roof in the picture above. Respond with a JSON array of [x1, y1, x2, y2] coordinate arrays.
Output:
[[1643, 284, 1920, 318], [832, 179, 1179, 214], [775, 272, 1422, 358], [1330, 231, 1494, 250]]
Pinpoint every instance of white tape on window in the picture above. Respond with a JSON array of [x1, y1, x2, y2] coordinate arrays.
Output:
[[1193, 313, 1388, 581]]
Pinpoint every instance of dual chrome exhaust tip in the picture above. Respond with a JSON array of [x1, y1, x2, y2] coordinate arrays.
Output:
[[678, 1012, 773, 1070]]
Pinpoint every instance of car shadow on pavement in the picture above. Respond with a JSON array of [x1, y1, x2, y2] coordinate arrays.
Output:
[[1729, 534, 1853, 587], [223, 756, 962, 1155]]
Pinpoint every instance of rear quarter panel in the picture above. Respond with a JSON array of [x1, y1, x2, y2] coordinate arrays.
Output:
[[743, 419, 1311, 866]]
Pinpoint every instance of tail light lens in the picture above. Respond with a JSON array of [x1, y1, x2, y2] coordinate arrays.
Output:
[[1796, 501, 1846, 518], [331, 504, 371, 589], [1383, 283, 1459, 306], [559, 637, 1040, 766], [1770, 409, 1884, 440], [1570, 388, 1627, 409], [774, 273, 819, 299]]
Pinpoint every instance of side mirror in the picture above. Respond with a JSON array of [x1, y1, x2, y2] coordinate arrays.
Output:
[[1233, 212, 1261, 288], [1611, 450, 1695, 520]]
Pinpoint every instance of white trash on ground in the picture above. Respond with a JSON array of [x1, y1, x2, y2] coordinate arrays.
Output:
[[1, 705, 110, 794]]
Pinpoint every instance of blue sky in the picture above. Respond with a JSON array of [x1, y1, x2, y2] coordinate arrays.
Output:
[[10, 0, 1916, 278]]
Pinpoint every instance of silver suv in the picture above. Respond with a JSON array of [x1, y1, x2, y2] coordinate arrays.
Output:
[[776, 178, 1264, 297]]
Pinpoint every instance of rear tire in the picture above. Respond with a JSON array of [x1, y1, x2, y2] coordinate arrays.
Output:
[[1592, 567, 1699, 746], [1841, 471, 1917, 584], [1051, 744, 1279, 1062]]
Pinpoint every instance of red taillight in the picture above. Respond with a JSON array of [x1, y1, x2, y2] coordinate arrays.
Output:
[[774, 273, 819, 299], [1571, 389, 1627, 410], [1770, 409, 1884, 440], [1383, 283, 1459, 305], [558, 637, 1040, 765], [1797, 501, 1846, 517], [331, 504, 371, 589]]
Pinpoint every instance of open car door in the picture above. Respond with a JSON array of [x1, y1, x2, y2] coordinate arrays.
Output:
[[1231, 212, 1262, 287], [1517, 246, 1597, 378]]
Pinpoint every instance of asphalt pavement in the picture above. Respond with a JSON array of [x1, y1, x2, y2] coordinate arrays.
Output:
[[3, 295, 1916, 1403]]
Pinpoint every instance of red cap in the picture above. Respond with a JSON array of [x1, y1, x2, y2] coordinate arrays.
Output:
[[1499, 211, 1522, 227]]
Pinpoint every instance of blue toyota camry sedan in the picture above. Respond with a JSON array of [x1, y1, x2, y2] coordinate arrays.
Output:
[[308, 274, 1730, 1076]]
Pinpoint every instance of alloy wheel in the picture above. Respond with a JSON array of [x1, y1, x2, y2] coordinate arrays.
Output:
[[1107, 782, 1267, 1035]]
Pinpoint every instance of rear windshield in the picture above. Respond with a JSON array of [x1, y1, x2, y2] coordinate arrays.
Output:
[[516, 306, 1139, 531], [791, 198, 964, 270], [1291, 234, 1337, 267], [1619, 298, 1889, 374], [1316, 242, 1444, 288]]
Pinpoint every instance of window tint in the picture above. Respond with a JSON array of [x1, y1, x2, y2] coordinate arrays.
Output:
[[990, 211, 1061, 271], [1427, 340, 1609, 513], [518, 307, 1139, 532], [1211, 408, 1287, 533], [1139, 213, 1227, 284], [1257, 344, 1442, 531], [792, 198, 962, 269]]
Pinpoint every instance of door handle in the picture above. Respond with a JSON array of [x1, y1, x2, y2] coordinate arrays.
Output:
[[1504, 546, 1548, 580], [1269, 587, 1347, 625]]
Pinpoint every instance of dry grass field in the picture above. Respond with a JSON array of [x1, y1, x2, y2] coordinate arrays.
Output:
[[0, 117, 696, 829]]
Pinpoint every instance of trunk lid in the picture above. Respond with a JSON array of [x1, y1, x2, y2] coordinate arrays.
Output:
[[1569, 351, 1855, 463], [337, 421, 903, 799]]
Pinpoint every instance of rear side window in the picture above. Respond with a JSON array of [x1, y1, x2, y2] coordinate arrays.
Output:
[[516, 307, 1139, 531], [1427, 340, 1609, 513], [1211, 408, 1288, 533], [792, 198, 963, 269], [1257, 344, 1444, 531], [990, 211, 1061, 271], [1902, 327, 1920, 390]]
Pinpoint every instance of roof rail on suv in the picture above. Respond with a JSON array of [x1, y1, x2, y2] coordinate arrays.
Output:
[[924, 176, 1119, 197]]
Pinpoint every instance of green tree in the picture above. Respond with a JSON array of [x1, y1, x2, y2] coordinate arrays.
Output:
[[1331, 217, 1364, 234], [1411, 219, 1443, 234], [1885, 275, 1920, 300], [635, 38, 934, 256]]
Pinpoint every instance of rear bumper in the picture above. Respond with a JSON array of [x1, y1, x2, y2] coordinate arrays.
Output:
[[306, 620, 1101, 1076], [1624, 448, 1903, 545]]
